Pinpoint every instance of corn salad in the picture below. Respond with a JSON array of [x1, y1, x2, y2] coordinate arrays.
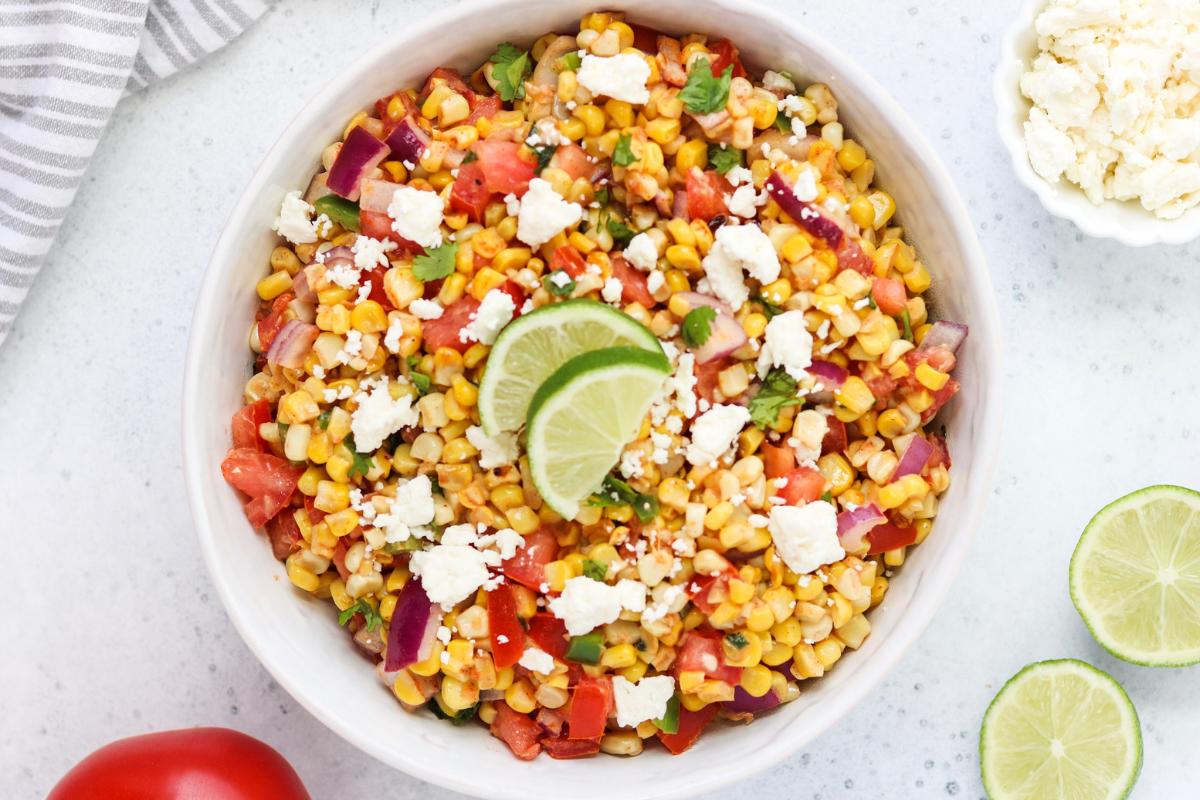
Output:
[[220, 12, 964, 761]]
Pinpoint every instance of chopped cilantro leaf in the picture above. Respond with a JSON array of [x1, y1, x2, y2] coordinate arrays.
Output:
[[338, 598, 383, 632], [582, 559, 609, 581], [412, 241, 458, 282], [595, 187, 610, 207], [612, 133, 636, 167], [561, 51, 582, 72], [899, 309, 914, 342], [707, 144, 742, 174], [407, 355, 432, 394], [681, 305, 717, 348], [489, 42, 531, 102], [751, 293, 783, 318], [588, 475, 659, 522], [427, 698, 479, 725], [543, 270, 576, 297], [317, 410, 331, 430], [607, 217, 635, 248], [820, 491, 834, 503], [461, 150, 478, 164], [749, 367, 804, 429], [867, 293, 877, 310], [345, 435, 374, 478], [679, 57, 733, 114], [773, 111, 792, 133], [532, 143, 557, 172], [725, 631, 749, 649]]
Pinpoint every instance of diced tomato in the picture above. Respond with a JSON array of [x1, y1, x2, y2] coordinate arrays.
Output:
[[536, 707, 566, 738], [837, 240, 875, 275], [550, 246, 588, 278], [675, 631, 742, 685], [610, 254, 655, 307], [708, 39, 747, 79], [542, 736, 600, 759], [420, 296, 480, 353], [567, 677, 613, 741], [231, 399, 272, 453], [474, 140, 536, 196], [465, 93, 501, 124], [488, 584, 525, 669], [867, 522, 918, 555], [358, 209, 423, 254], [502, 529, 558, 589], [356, 265, 393, 311], [526, 613, 568, 660], [419, 67, 471, 102], [374, 89, 420, 126], [775, 466, 826, 506], [871, 277, 907, 316], [900, 347, 960, 420], [331, 539, 350, 582], [694, 357, 730, 403], [760, 441, 796, 479], [630, 23, 664, 52], [221, 449, 303, 528], [864, 372, 898, 404], [256, 291, 295, 354], [550, 143, 594, 181], [490, 704, 542, 761], [303, 495, 326, 524], [928, 432, 952, 469], [822, 418, 848, 456], [686, 169, 731, 222], [687, 570, 735, 615], [448, 161, 491, 223], [264, 510, 302, 561], [925, 376, 960, 421], [498, 279, 526, 314], [658, 703, 719, 755]]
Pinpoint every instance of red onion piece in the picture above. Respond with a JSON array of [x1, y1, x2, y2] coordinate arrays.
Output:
[[806, 359, 847, 402], [318, 245, 354, 270], [265, 320, 318, 369], [287, 298, 315, 323], [917, 320, 969, 355], [383, 116, 430, 163], [674, 291, 733, 317], [359, 178, 401, 214], [327, 127, 390, 201], [694, 312, 747, 363], [671, 188, 691, 221], [443, 147, 467, 170], [892, 435, 934, 482], [291, 270, 316, 302], [384, 576, 439, 671], [724, 685, 782, 714], [765, 171, 873, 275], [837, 503, 886, 552]]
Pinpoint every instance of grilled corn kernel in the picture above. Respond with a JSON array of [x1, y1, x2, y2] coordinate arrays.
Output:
[[600, 643, 639, 669], [675, 139, 708, 172]]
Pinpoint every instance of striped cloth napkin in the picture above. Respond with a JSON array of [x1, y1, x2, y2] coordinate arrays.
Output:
[[0, 0, 269, 345]]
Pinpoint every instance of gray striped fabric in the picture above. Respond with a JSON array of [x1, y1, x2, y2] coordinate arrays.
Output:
[[0, 0, 268, 345]]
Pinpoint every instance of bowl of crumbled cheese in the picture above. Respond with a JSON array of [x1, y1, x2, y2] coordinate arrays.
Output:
[[996, 0, 1200, 246]]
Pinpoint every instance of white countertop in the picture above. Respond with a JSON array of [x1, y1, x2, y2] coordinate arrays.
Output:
[[3, 0, 1199, 797]]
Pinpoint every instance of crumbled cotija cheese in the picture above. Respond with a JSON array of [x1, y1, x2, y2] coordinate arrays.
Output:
[[1020, 0, 1200, 218]]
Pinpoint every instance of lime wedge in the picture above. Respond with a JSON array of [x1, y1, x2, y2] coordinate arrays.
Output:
[[526, 346, 670, 519], [478, 299, 661, 436], [980, 659, 1142, 800], [1070, 484, 1200, 666]]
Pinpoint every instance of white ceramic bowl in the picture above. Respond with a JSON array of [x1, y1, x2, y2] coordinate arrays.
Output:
[[183, 1, 1003, 796], [995, 0, 1200, 247]]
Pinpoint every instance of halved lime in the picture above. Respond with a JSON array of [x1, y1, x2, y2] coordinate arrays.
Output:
[[1070, 484, 1200, 666], [478, 299, 662, 436], [980, 659, 1142, 800], [526, 346, 670, 519]]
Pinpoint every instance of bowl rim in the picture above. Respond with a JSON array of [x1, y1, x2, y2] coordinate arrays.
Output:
[[182, 0, 1004, 795], [993, 0, 1200, 247]]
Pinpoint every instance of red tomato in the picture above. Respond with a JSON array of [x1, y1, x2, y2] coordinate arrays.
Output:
[[837, 240, 875, 275], [474, 140, 536, 196], [822, 417, 848, 456], [332, 539, 351, 582], [374, 89, 420, 126], [421, 296, 481, 353], [221, 449, 303, 528], [526, 612, 569, 660], [694, 357, 730, 403], [864, 372, 898, 404], [550, 143, 594, 181], [760, 441, 796, 479], [362, 265, 393, 311], [867, 522, 918, 555], [610, 254, 655, 307], [686, 169, 731, 222], [658, 703, 719, 755], [542, 736, 600, 759], [449, 161, 491, 223], [925, 376, 960, 421], [466, 94, 501, 124], [629, 23, 664, 52], [550, 245, 588, 278], [871, 277, 908, 316], [419, 66, 470, 101], [498, 279, 526, 314], [708, 39, 747, 79], [265, 510, 302, 561], [929, 432, 952, 469], [568, 677, 614, 740], [47, 728, 310, 800], [358, 209, 422, 253], [256, 291, 294, 353], [687, 570, 736, 615], [488, 584, 526, 669], [231, 399, 272, 452], [303, 495, 326, 524], [502, 529, 559, 589], [490, 703, 542, 761], [676, 631, 742, 685], [775, 466, 826, 506]]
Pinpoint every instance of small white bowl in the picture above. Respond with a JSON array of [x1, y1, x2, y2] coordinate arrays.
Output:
[[183, 1, 1003, 797], [995, 0, 1200, 247]]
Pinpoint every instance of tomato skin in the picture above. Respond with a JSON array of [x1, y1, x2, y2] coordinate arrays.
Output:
[[419, 66, 471, 101], [358, 209, 422, 254], [686, 169, 731, 222], [866, 522, 918, 555], [694, 357, 730, 403], [420, 296, 480, 354], [610, 254, 655, 307], [231, 399, 272, 453], [466, 94, 501, 124], [490, 703, 542, 761], [47, 727, 311, 800], [488, 584, 526, 669], [871, 277, 907, 316], [687, 570, 736, 615], [265, 510, 302, 561], [822, 417, 848, 456], [502, 529, 559, 589], [550, 245, 588, 278], [676, 631, 742, 685], [526, 612, 569, 660], [375, 89, 420, 124], [658, 703, 719, 755], [760, 442, 796, 479], [550, 143, 594, 181], [775, 466, 826, 506], [708, 39, 747, 79], [474, 140, 536, 196], [361, 265, 394, 311], [256, 291, 295, 354], [449, 161, 491, 223], [567, 677, 614, 740], [221, 449, 303, 528], [542, 736, 601, 759]]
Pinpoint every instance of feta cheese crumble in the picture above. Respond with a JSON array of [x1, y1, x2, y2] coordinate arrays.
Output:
[[623, 232, 659, 271], [686, 403, 751, 466], [549, 576, 647, 636], [372, 475, 436, 543], [459, 288, 516, 345], [516, 178, 583, 248], [409, 544, 493, 609], [352, 235, 396, 270], [612, 675, 676, 728], [768, 500, 845, 575], [756, 310, 814, 380], [701, 224, 781, 311], [273, 190, 319, 244], [350, 377, 419, 452], [465, 425, 519, 469], [408, 298, 444, 319], [602, 276, 624, 304], [387, 185, 444, 248], [577, 53, 651, 104], [518, 646, 556, 675]]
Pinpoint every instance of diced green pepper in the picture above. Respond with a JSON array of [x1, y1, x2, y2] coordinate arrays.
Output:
[[654, 693, 681, 734], [565, 631, 604, 664], [313, 195, 361, 232]]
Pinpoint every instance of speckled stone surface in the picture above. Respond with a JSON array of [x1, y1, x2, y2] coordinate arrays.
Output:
[[3, 1, 1199, 797]]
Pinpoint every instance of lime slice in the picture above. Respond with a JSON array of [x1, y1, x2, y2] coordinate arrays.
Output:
[[526, 346, 670, 519], [478, 299, 661, 436], [980, 659, 1142, 800], [1070, 484, 1200, 666]]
